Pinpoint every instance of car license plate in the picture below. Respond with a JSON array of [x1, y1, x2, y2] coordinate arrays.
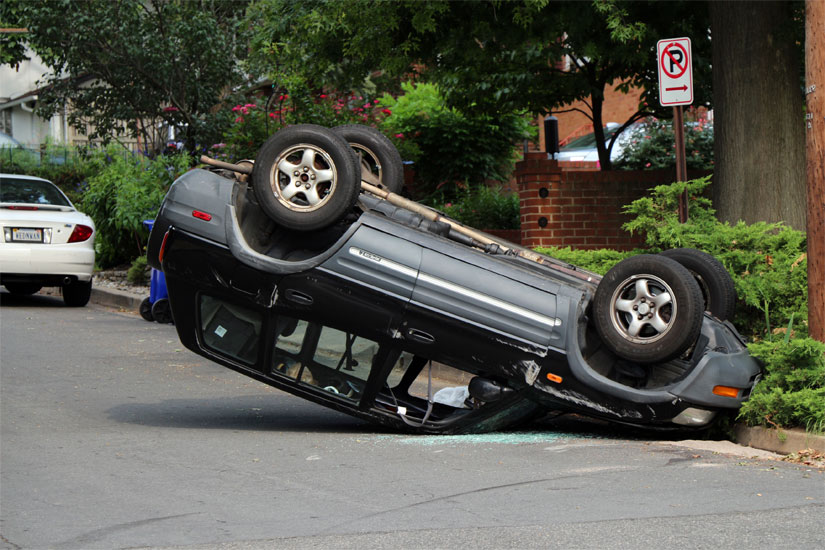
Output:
[[11, 228, 43, 242]]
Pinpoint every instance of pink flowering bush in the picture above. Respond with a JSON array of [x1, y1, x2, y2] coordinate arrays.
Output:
[[216, 93, 395, 161]]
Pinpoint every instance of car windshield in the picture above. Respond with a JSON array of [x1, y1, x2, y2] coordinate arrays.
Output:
[[0, 177, 73, 207]]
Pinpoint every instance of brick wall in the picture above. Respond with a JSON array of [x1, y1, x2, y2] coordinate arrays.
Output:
[[516, 152, 710, 250]]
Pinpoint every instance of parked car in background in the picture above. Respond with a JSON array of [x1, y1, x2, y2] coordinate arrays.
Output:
[[556, 123, 633, 164], [0, 174, 96, 306]]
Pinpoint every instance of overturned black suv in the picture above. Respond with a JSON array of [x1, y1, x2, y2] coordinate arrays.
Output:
[[147, 124, 760, 434]]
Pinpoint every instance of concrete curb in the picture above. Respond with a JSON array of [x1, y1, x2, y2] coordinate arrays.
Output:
[[91, 286, 145, 311], [89, 286, 824, 456], [734, 425, 825, 455]]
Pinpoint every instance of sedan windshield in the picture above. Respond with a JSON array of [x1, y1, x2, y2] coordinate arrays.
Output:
[[0, 178, 73, 207]]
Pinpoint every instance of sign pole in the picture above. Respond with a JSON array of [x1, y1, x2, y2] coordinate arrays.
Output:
[[673, 105, 688, 222], [657, 37, 693, 224]]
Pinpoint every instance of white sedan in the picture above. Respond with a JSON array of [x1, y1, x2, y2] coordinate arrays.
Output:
[[0, 174, 96, 306]]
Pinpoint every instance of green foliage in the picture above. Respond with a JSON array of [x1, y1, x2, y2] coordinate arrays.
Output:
[[429, 185, 520, 230], [243, 0, 713, 169], [127, 255, 150, 285], [0, 1, 28, 67], [614, 115, 714, 171], [738, 339, 825, 430], [6, 0, 249, 154], [622, 176, 808, 339], [378, 82, 533, 199], [533, 247, 637, 276], [216, 93, 393, 161], [81, 148, 192, 268]]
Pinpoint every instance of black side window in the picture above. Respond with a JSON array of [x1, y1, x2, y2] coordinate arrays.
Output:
[[271, 318, 379, 403], [199, 295, 262, 365]]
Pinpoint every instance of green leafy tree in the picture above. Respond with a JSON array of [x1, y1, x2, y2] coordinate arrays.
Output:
[[2, 0, 249, 154], [243, 0, 712, 170]]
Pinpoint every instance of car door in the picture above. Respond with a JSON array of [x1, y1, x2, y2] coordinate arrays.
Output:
[[402, 247, 564, 383]]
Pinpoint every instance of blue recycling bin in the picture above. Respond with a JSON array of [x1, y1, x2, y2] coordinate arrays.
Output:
[[140, 220, 172, 323]]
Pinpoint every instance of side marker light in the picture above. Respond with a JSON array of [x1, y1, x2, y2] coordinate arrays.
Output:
[[712, 385, 740, 398], [546, 373, 563, 384], [192, 210, 212, 221]]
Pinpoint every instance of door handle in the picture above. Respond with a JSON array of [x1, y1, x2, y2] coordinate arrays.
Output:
[[285, 289, 313, 305], [406, 328, 435, 344]]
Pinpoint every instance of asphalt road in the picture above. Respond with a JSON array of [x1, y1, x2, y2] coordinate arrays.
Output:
[[1, 292, 823, 550]]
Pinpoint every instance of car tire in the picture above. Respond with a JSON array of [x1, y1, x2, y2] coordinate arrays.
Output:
[[3, 283, 42, 295], [593, 255, 703, 364], [139, 297, 154, 321], [252, 124, 360, 231], [333, 124, 404, 194], [63, 280, 92, 307], [151, 298, 174, 324], [660, 248, 737, 320]]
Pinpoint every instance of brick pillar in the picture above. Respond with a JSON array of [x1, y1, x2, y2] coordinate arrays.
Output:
[[516, 152, 563, 248]]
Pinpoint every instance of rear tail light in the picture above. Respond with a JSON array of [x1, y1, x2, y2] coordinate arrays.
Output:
[[68, 224, 93, 243], [158, 229, 171, 263]]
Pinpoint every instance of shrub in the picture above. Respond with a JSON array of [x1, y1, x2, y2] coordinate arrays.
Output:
[[614, 115, 713, 171], [429, 184, 520, 230], [82, 148, 192, 268], [378, 82, 534, 200], [738, 338, 825, 430]]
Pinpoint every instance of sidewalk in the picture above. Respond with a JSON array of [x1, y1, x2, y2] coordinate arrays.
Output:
[[88, 284, 825, 458]]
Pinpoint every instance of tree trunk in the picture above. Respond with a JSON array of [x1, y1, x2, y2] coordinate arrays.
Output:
[[806, 0, 824, 342], [710, 1, 806, 230]]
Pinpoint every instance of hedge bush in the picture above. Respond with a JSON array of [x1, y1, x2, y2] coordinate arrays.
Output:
[[738, 338, 824, 431]]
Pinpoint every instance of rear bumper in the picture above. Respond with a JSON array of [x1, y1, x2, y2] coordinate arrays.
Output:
[[0, 244, 94, 282]]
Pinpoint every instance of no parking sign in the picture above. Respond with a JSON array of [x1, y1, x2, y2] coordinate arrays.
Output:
[[657, 37, 693, 106]]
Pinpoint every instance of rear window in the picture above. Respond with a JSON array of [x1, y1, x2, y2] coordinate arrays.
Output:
[[0, 178, 72, 207]]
